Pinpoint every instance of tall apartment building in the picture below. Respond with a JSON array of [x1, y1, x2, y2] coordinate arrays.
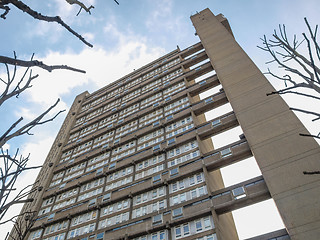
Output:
[[11, 8, 320, 240]]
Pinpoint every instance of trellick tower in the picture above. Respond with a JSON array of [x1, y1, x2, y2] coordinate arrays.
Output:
[[10, 8, 320, 240]]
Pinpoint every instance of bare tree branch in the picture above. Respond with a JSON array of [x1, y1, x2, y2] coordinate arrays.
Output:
[[0, 55, 86, 73], [5, 211, 37, 240], [65, 0, 94, 16], [0, 98, 65, 148], [260, 18, 320, 174], [290, 107, 320, 121], [0, 0, 93, 47]]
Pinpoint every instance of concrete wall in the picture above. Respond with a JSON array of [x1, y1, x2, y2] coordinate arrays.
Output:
[[191, 8, 320, 240]]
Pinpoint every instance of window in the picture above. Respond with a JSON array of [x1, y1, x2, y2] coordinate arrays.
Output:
[[48, 213, 55, 221], [220, 148, 232, 158], [170, 168, 179, 177], [204, 217, 212, 229], [199, 80, 206, 85], [109, 163, 116, 170], [153, 174, 161, 183], [232, 186, 246, 199], [153, 144, 160, 151], [174, 223, 190, 238], [96, 233, 104, 240], [88, 198, 96, 206], [153, 214, 162, 224], [29, 229, 43, 239], [196, 220, 203, 232], [103, 192, 111, 202], [71, 211, 97, 227], [167, 138, 175, 145], [172, 207, 183, 218], [96, 168, 103, 175], [205, 97, 213, 104], [212, 119, 221, 127], [175, 227, 181, 238], [183, 224, 190, 235]]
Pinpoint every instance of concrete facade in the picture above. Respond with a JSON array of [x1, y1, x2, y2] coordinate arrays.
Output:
[[191, 8, 320, 240], [10, 8, 319, 240]]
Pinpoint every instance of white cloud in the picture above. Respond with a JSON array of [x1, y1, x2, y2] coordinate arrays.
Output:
[[15, 107, 39, 121], [21, 22, 165, 114]]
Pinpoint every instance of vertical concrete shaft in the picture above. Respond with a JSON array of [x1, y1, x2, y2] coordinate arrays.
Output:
[[191, 8, 320, 240]]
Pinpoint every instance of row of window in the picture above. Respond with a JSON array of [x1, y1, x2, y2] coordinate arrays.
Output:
[[44, 146, 201, 212], [44, 143, 201, 215], [73, 79, 187, 141], [79, 58, 181, 113], [132, 199, 167, 218], [98, 212, 130, 229], [173, 216, 214, 239], [67, 223, 96, 239], [41, 170, 205, 217], [75, 69, 184, 129], [71, 105, 192, 159], [58, 133, 197, 187], [33, 202, 213, 240]]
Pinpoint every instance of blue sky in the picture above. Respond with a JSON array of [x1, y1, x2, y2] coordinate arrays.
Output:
[[0, 0, 319, 239]]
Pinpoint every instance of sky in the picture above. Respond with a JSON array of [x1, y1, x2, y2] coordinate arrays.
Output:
[[0, 0, 319, 239]]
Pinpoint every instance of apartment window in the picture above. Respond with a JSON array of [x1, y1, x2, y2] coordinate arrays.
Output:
[[68, 223, 96, 239], [232, 186, 246, 199], [167, 138, 175, 145], [175, 227, 181, 238], [153, 145, 160, 151], [153, 214, 162, 224], [96, 233, 104, 240], [205, 97, 213, 104], [71, 211, 97, 227], [166, 115, 173, 121], [212, 119, 221, 127], [199, 80, 206, 85], [197, 234, 218, 240], [174, 223, 190, 239], [183, 224, 190, 235], [109, 162, 116, 170], [96, 168, 103, 175], [88, 198, 96, 207], [153, 174, 161, 183], [48, 213, 55, 221], [103, 192, 111, 202], [220, 148, 232, 158], [29, 229, 43, 239], [204, 216, 211, 229], [170, 168, 179, 177], [172, 207, 183, 218], [195, 220, 203, 232]]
